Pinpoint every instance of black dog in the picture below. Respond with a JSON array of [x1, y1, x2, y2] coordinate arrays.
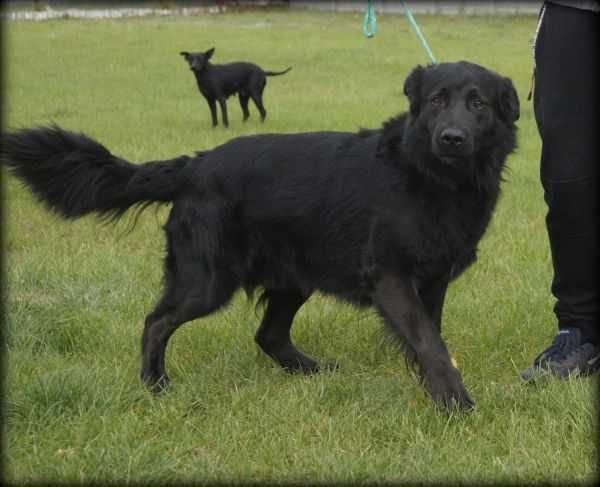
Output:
[[2, 61, 518, 410], [180, 47, 291, 127]]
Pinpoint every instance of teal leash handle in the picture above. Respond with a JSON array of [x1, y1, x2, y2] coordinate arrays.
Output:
[[400, 0, 437, 64], [363, 0, 377, 38]]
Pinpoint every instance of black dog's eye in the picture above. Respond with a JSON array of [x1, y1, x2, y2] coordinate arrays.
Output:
[[471, 98, 486, 110], [430, 95, 445, 107]]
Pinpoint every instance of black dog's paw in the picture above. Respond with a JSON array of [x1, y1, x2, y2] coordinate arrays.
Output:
[[283, 359, 319, 375], [292, 359, 340, 375], [280, 353, 339, 375], [433, 389, 476, 413], [142, 373, 171, 394], [426, 368, 475, 412]]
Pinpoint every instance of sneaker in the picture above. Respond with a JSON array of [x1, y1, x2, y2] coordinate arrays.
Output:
[[520, 327, 600, 382]]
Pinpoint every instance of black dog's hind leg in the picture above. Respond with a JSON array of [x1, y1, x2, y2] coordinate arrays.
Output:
[[141, 267, 236, 393], [250, 90, 267, 122], [239, 92, 250, 122], [255, 290, 329, 374], [140, 206, 237, 392], [373, 274, 474, 411], [141, 268, 237, 392]]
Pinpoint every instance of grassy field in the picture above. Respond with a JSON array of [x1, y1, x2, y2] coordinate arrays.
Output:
[[2, 8, 597, 485]]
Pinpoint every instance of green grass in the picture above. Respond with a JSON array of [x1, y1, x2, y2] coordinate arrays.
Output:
[[2, 9, 597, 485]]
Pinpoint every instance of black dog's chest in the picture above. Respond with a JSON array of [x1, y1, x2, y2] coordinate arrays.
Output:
[[423, 207, 477, 266], [195, 76, 219, 97], [422, 193, 493, 273], [372, 188, 491, 280]]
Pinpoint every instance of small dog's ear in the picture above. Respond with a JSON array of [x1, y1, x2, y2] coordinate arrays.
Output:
[[180, 51, 190, 58], [403, 65, 425, 116], [498, 77, 520, 123], [205, 47, 215, 59]]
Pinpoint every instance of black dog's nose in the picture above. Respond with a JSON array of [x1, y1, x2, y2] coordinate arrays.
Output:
[[440, 128, 466, 147]]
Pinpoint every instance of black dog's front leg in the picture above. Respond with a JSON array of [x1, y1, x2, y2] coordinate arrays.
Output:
[[373, 273, 474, 411], [218, 98, 229, 127], [419, 274, 450, 333], [206, 98, 218, 127]]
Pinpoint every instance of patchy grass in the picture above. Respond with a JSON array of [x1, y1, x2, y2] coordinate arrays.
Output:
[[2, 9, 597, 485]]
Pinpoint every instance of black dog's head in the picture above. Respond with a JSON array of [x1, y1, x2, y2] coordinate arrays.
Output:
[[180, 47, 215, 73], [394, 61, 519, 189]]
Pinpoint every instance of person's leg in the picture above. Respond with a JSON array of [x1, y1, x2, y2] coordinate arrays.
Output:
[[523, 2, 600, 380]]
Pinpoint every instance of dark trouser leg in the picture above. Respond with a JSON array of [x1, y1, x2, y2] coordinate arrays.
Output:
[[533, 3, 599, 344]]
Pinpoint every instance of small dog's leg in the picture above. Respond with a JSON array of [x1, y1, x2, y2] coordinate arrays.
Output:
[[250, 92, 267, 122], [218, 98, 229, 127], [373, 274, 474, 411], [207, 98, 218, 127], [239, 93, 250, 122]]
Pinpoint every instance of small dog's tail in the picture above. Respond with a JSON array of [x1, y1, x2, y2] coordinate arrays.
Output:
[[1, 125, 191, 222], [264, 67, 292, 77]]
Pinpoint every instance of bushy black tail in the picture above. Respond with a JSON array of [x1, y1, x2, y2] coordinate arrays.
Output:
[[1, 125, 191, 221]]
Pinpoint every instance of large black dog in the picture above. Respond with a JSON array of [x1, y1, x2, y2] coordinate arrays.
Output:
[[2, 61, 518, 410], [180, 47, 291, 127]]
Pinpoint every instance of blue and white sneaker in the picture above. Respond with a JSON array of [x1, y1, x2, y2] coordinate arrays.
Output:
[[521, 328, 600, 382]]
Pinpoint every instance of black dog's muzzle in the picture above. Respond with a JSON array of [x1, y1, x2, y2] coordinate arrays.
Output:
[[433, 126, 474, 163]]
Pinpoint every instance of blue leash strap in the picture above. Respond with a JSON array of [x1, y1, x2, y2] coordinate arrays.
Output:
[[400, 0, 437, 64], [363, 0, 377, 38]]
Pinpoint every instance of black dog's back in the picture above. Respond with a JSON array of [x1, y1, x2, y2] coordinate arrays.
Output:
[[214, 62, 291, 88], [176, 129, 384, 301], [211, 62, 264, 94]]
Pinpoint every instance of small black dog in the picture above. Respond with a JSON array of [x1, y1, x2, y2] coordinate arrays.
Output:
[[180, 47, 291, 127], [2, 61, 518, 411]]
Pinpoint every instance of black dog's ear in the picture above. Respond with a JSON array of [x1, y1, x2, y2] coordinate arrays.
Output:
[[205, 47, 215, 59], [180, 51, 190, 58], [498, 77, 520, 123], [403, 65, 425, 116]]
